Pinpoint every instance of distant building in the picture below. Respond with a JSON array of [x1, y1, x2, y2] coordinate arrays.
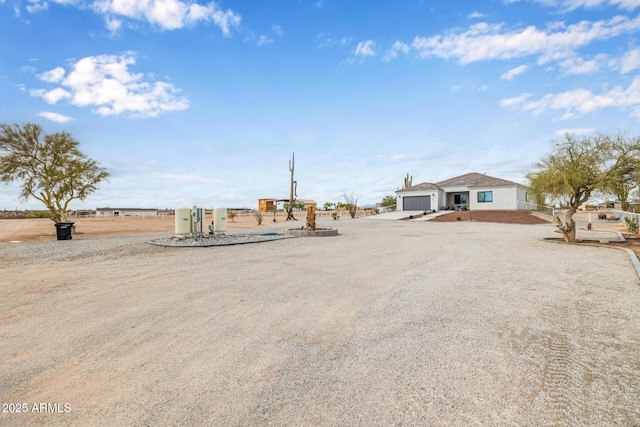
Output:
[[258, 198, 316, 212], [96, 207, 159, 217]]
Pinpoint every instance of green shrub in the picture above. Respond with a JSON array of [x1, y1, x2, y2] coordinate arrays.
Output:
[[331, 211, 339, 221], [624, 216, 638, 233], [456, 216, 462, 221], [254, 211, 263, 225], [26, 210, 52, 219]]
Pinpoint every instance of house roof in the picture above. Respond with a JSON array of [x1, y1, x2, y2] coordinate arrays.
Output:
[[396, 182, 440, 193], [435, 172, 521, 188]]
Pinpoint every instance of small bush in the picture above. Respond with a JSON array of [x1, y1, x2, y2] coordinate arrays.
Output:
[[598, 213, 607, 219], [624, 216, 638, 233], [26, 210, 52, 219], [254, 211, 263, 225], [227, 210, 237, 222], [331, 211, 339, 221], [456, 216, 462, 221]]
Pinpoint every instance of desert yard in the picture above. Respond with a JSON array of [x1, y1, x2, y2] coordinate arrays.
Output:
[[1, 217, 639, 425]]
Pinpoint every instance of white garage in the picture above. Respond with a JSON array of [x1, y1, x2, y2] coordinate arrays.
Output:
[[403, 196, 431, 211]]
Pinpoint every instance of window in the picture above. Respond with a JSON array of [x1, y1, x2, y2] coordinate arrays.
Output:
[[477, 191, 493, 203], [454, 194, 467, 204]]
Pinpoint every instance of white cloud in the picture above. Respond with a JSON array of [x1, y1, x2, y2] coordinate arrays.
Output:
[[37, 66, 65, 82], [154, 173, 219, 183], [510, 76, 640, 118], [555, 127, 596, 135], [450, 79, 489, 92], [509, 0, 640, 10], [499, 92, 532, 107], [105, 17, 122, 34], [30, 87, 72, 103], [412, 15, 640, 65], [39, 111, 72, 123], [272, 23, 283, 36], [26, 1, 48, 13], [501, 65, 528, 80], [558, 0, 640, 10], [620, 47, 640, 72], [317, 33, 352, 48], [383, 41, 410, 62], [29, 53, 189, 118], [257, 35, 273, 46], [92, 0, 241, 33], [18, 65, 37, 73], [558, 55, 606, 74], [468, 11, 486, 18], [354, 40, 376, 57], [315, 0, 324, 8]]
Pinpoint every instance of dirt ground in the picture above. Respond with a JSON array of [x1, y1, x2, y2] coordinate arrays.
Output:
[[1, 219, 638, 426], [0, 212, 297, 244], [430, 210, 552, 224]]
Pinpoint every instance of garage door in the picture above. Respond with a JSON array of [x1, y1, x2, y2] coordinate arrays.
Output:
[[403, 196, 431, 211]]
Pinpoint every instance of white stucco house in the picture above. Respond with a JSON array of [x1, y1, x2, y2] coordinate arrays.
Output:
[[395, 172, 531, 212]]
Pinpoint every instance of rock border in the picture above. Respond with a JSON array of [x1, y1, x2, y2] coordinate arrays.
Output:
[[148, 232, 291, 247], [284, 228, 338, 237]]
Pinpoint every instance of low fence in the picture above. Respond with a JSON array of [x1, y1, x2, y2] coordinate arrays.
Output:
[[612, 209, 638, 225], [517, 201, 555, 217], [234, 210, 379, 221]]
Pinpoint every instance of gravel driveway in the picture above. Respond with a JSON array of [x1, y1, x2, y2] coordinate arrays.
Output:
[[1, 219, 639, 426]]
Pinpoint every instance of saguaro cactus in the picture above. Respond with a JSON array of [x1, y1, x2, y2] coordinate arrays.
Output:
[[286, 152, 297, 221], [403, 173, 413, 189]]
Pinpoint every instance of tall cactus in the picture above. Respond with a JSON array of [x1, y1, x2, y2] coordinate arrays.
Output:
[[286, 152, 297, 221], [403, 173, 413, 189]]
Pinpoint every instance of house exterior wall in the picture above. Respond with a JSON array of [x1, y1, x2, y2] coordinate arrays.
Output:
[[438, 191, 446, 210], [469, 186, 518, 210]]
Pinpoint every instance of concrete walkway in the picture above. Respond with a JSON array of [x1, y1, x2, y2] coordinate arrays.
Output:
[[360, 210, 424, 220], [363, 210, 454, 221]]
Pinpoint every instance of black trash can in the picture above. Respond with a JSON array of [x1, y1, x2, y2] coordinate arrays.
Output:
[[54, 222, 74, 240]]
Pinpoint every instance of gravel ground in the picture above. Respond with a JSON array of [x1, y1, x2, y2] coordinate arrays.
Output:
[[1, 219, 639, 426]]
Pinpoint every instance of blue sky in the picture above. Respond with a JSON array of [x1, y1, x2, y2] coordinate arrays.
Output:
[[2, 0, 640, 210]]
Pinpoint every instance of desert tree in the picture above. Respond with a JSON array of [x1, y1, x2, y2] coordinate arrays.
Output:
[[343, 192, 359, 218], [526, 133, 628, 242], [603, 135, 640, 211], [381, 195, 396, 210], [0, 122, 109, 223]]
